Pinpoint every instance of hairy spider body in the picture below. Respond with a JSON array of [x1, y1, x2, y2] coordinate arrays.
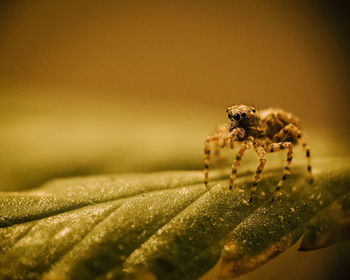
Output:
[[204, 105, 313, 202]]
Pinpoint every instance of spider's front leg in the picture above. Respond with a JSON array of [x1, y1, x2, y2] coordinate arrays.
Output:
[[229, 141, 252, 190], [204, 126, 244, 187], [214, 134, 228, 168], [204, 134, 231, 186], [248, 146, 266, 202], [204, 135, 219, 186]]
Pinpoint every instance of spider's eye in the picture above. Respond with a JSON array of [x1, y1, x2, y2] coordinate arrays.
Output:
[[233, 113, 240, 121], [241, 112, 247, 118]]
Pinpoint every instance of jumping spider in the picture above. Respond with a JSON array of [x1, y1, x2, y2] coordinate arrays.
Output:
[[204, 105, 313, 202]]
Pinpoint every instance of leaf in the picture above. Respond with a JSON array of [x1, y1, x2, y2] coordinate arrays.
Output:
[[298, 192, 350, 251], [0, 158, 349, 280], [219, 158, 350, 278]]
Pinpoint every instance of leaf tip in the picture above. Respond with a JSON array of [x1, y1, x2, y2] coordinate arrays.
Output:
[[219, 240, 243, 278], [219, 235, 295, 278]]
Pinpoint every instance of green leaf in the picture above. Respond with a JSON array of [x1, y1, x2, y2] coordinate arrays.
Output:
[[0, 158, 349, 280], [298, 192, 350, 251], [219, 158, 350, 278]]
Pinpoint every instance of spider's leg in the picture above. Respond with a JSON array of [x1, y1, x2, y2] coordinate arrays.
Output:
[[214, 140, 221, 164], [229, 142, 251, 190], [299, 135, 314, 183], [275, 124, 314, 183], [267, 142, 294, 201], [249, 146, 266, 202], [204, 136, 220, 186], [204, 124, 232, 186], [214, 136, 228, 168]]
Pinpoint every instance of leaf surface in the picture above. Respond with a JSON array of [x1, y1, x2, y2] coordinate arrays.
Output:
[[299, 192, 350, 251], [0, 158, 349, 280]]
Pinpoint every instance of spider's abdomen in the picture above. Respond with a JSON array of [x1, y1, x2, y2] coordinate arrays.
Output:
[[259, 108, 301, 144]]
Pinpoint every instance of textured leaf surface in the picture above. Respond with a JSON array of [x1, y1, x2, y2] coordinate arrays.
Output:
[[0, 158, 349, 280], [219, 161, 350, 278], [299, 192, 350, 251]]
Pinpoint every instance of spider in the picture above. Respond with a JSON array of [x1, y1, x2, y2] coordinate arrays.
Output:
[[203, 105, 313, 202]]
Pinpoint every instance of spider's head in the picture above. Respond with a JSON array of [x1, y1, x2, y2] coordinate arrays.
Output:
[[226, 105, 259, 130]]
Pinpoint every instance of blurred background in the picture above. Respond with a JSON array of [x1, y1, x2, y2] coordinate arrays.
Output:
[[0, 1, 349, 279], [1, 0, 350, 192]]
